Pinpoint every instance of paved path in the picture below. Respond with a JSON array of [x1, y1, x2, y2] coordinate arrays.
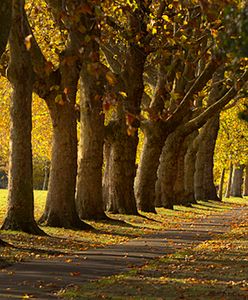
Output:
[[0, 207, 247, 299]]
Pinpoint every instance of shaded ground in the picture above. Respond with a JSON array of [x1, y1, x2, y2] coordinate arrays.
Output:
[[0, 206, 247, 299]]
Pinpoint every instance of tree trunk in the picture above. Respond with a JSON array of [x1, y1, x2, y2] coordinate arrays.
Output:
[[135, 57, 173, 212], [103, 140, 117, 212], [75, 6, 107, 220], [203, 115, 220, 200], [105, 119, 139, 214], [135, 122, 165, 212], [230, 164, 244, 197], [42, 163, 49, 191], [0, 0, 12, 245], [104, 46, 146, 215], [76, 63, 106, 220], [218, 168, 225, 200], [195, 114, 220, 201], [243, 165, 248, 196], [225, 161, 233, 198], [1, 0, 44, 235], [174, 133, 195, 205], [39, 49, 91, 230], [0, 0, 12, 57], [157, 129, 185, 209], [184, 131, 199, 204]]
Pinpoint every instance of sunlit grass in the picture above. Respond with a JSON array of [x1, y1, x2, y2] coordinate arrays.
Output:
[[0, 188, 247, 266], [60, 214, 248, 300]]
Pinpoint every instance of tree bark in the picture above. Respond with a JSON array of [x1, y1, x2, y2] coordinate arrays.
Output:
[[218, 168, 225, 200], [105, 118, 139, 214], [75, 4, 108, 220], [76, 63, 106, 220], [104, 46, 146, 215], [1, 0, 44, 235], [243, 165, 248, 196], [135, 122, 165, 212], [225, 162, 233, 198], [103, 140, 116, 212], [42, 163, 49, 191], [195, 114, 220, 201], [230, 164, 244, 197], [39, 49, 91, 230], [0, 0, 12, 244], [157, 129, 186, 209], [175, 132, 198, 205], [184, 131, 199, 204]]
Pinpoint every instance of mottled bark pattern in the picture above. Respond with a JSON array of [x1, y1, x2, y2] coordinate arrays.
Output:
[[39, 50, 91, 229], [135, 122, 165, 212], [157, 129, 185, 209], [230, 164, 244, 197], [76, 64, 106, 220], [184, 131, 199, 204], [105, 46, 146, 214], [225, 162, 233, 198], [106, 121, 139, 214], [103, 141, 116, 212], [2, 0, 44, 234], [243, 165, 248, 196], [174, 132, 197, 205], [195, 115, 220, 201], [218, 168, 225, 200]]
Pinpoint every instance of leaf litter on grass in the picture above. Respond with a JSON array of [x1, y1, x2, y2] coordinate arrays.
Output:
[[59, 211, 248, 300]]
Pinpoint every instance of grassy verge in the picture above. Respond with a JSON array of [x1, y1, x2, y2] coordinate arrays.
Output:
[[59, 212, 248, 300], [0, 189, 247, 266]]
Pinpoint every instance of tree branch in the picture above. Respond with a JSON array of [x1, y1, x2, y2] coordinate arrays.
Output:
[[185, 70, 248, 133]]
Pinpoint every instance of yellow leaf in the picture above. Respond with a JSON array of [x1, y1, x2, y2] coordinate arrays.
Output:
[[106, 71, 117, 86], [24, 35, 32, 51], [152, 27, 157, 35], [119, 91, 127, 98], [162, 15, 170, 22]]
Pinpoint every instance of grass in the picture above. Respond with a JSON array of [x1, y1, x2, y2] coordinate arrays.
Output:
[[59, 212, 248, 300], [0, 189, 247, 274]]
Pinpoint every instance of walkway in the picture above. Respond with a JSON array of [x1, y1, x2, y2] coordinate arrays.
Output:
[[0, 207, 247, 299]]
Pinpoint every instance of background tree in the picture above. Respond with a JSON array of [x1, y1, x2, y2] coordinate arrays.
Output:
[[76, 0, 108, 220], [0, 0, 12, 57], [1, 0, 44, 235]]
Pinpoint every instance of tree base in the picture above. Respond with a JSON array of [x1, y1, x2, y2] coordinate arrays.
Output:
[[1, 218, 46, 236], [139, 206, 157, 213], [106, 208, 139, 215], [79, 212, 110, 221], [162, 203, 174, 210], [39, 212, 92, 230]]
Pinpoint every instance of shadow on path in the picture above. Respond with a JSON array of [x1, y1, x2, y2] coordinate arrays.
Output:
[[0, 207, 247, 299]]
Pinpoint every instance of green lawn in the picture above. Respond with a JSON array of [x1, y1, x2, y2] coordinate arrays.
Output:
[[60, 210, 248, 300], [0, 188, 247, 267]]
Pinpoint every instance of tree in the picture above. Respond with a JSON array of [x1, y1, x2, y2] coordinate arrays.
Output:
[[0, 0, 12, 246], [157, 66, 248, 209], [24, 0, 92, 229], [243, 165, 248, 196], [0, 0, 12, 57], [76, 1, 108, 220], [194, 69, 225, 201], [230, 164, 245, 197], [137, 0, 248, 211], [102, 1, 154, 215], [214, 102, 248, 198], [136, 1, 221, 212], [1, 0, 44, 235]]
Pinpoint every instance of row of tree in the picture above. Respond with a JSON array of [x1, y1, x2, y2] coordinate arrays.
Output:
[[0, 0, 247, 236]]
